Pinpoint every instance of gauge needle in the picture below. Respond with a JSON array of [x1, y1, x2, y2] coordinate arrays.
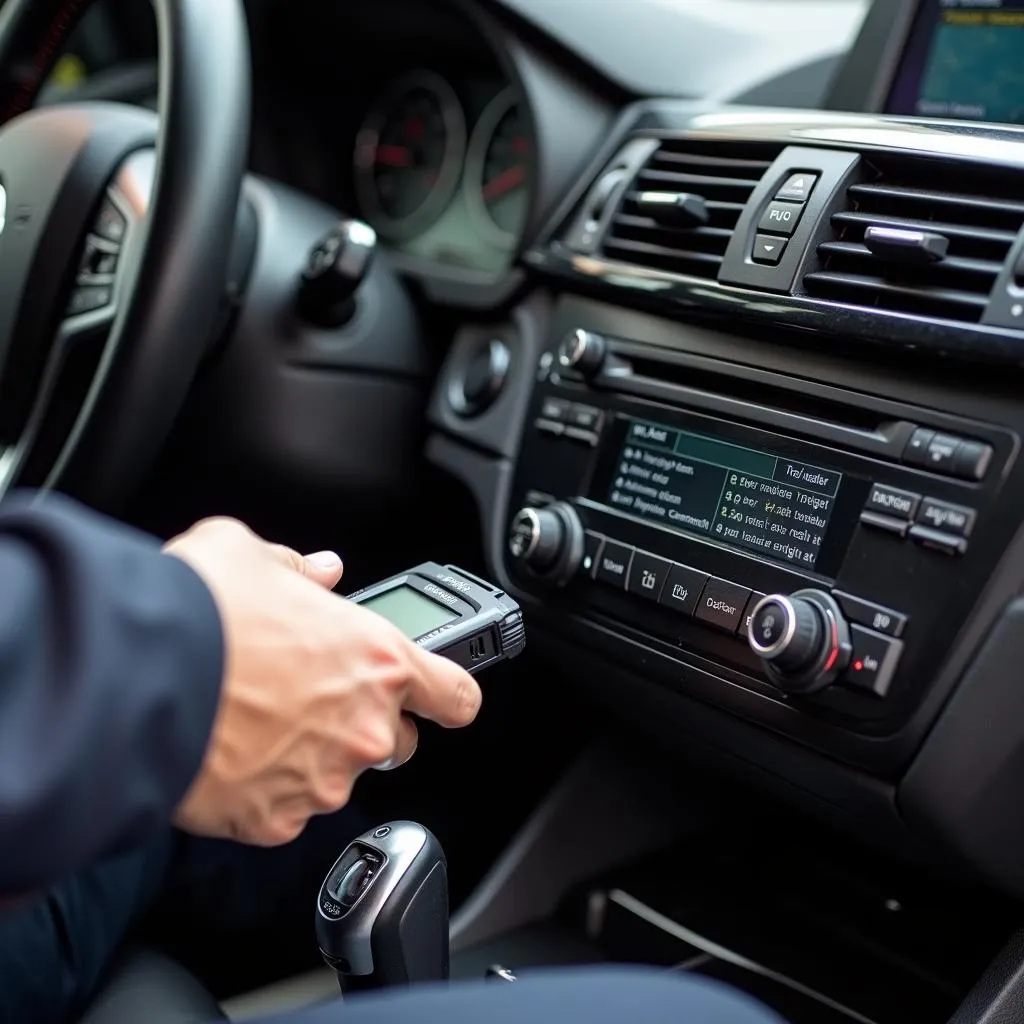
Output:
[[376, 144, 412, 167], [483, 163, 526, 202]]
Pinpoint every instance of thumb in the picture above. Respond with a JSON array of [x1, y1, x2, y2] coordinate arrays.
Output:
[[266, 543, 344, 590], [302, 550, 345, 590]]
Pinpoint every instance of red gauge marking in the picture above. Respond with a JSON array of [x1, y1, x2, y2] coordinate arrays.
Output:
[[376, 144, 412, 167], [483, 163, 526, 202]]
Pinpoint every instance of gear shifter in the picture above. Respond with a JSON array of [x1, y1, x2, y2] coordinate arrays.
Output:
[[315, 821, 449, 992]]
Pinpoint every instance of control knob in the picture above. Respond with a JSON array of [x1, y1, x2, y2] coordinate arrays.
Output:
[[747, 590, 852, 695], [557, 329, 607, 378], [508, 501, 585, 586]]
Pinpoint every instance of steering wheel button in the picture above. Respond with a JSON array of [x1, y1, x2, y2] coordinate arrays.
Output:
[[67, 286, 113, 316], [93, 198, 127, 244]]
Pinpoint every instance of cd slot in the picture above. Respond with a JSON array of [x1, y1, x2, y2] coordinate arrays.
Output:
[[597, 344, 916, 462]]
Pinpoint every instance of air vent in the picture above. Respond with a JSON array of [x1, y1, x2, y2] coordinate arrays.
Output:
[[602, 138, 781, 280], [803, 156, 1024, 324]]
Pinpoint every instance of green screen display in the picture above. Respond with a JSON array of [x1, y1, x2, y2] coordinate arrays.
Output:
[[362, 585, 458, 639]]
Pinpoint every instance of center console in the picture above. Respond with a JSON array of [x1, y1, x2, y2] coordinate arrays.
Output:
[[497, 305, 1019, 776]]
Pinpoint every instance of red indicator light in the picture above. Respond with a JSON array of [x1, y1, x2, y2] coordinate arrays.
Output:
[[853, 659, 864, 672]]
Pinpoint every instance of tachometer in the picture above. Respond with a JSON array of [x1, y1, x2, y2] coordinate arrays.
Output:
[[354, 72, 466, 240], [466, 90, 530, 246]]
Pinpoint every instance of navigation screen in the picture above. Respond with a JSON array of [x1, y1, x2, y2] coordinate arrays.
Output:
[[602, 418, 848, 573], [887, 0, 1024, 124]]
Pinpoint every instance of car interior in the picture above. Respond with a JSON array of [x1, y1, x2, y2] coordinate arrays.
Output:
[[5, 0, 1024, 1020]]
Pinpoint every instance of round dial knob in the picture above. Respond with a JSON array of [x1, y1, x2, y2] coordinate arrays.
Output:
[[748, 590, 852, 695], [557, 329, 607, 377], [507, 501, 585, 586]]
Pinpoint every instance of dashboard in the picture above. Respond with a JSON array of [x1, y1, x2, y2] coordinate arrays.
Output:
[[35, 0, 1024, 917]]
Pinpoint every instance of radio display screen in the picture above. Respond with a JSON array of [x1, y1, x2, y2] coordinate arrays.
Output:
[[887, 0, 1024, 124], [598, 417, 857, 575]]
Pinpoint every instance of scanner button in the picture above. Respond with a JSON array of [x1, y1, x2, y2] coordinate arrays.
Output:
[[695, 578, 751, 633], [595, 542, 634, 589], [659, 564, 708, 617], [627, 552, 672, 602]]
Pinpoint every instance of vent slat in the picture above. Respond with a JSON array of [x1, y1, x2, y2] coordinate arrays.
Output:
[[649, 151, 774, 174], [802, 274, 987, 313], [817, 241, 1004, 281], [613, 214, 735, 242], [849, 182, 1024, 220], [604, 238, 724, 268], [598, 138, 782, 282], [637, 169, 759, 193]]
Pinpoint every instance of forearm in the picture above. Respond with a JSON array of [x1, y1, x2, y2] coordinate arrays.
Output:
[[0, 493, 224, 895]]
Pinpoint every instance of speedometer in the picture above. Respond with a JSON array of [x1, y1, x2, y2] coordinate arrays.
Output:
[[354, 72, 466, 240], [466, 90, 530, 246]]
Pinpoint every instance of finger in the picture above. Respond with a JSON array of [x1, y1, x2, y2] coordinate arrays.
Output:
[[373, 715, 419, 772], [404, 647, 482, 729]]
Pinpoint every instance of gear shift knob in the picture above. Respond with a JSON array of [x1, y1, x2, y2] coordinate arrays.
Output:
[[316, 821, 449, 991]]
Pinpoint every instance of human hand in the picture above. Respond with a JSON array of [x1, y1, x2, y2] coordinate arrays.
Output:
[[164, 518, 481, 846]]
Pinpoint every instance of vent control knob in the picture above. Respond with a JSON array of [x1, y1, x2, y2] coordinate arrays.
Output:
[[557, 329, 606, 378], [748, 590, 852, 695]]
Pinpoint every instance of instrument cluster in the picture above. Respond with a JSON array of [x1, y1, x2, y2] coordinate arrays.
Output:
[[351, 70, 532, 278]]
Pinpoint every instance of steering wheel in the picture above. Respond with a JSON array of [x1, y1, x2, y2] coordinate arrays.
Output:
[[0, 0, 249, 508]]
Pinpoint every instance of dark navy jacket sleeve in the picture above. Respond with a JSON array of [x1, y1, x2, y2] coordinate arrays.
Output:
[[0, 491, 224, 896]]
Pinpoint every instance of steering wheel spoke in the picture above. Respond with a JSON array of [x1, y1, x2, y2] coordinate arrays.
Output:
[[0, 0, 250, 509]]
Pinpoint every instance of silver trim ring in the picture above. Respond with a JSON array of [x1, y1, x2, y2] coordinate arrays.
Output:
[[748, 594, 797, 657], [510, 508, 542, 560], [558, 328, 588, 369]]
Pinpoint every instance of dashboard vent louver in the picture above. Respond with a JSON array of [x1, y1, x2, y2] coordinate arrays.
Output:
[[602, 138, 782, 280], [803, 156, 1024, 324]]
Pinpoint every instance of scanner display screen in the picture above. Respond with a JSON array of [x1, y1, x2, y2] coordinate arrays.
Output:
[[361, 586, 458, 639]]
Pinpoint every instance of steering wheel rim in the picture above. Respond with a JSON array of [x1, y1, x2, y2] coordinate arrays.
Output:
[[0, 0, 250, 508]]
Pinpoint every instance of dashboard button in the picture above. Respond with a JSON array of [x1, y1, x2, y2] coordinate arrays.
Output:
[[539, 397, 570, 422], [737, 591, 767, 638], [627, 551, 671, 602], [757, 200, 804, 237], [775, 172, 818, 203], [752, 234, 787, 265], [908, 524, 968, 556], [833, 592, 907, 638], [582, 531, 605, 578], [94, 198, 127, 244], [564, 426, 599, 446], [903, 428, 935, 467], [595, 541, 634, 589], [924, 434, 963, 473], [842, 626, 903, 698], [864, 483, 921, 521], [67, 285, 113, 316], [659, 564, 708, 617], [695, 577, 751, 633], [568, 404, 603, 431], [534, 418, 565, 437], [952, 440, 994, 481], [859, 511, 909, 537], [916, 498, 976, 538]]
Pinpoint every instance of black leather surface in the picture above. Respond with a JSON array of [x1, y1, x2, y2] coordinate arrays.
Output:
[[79, 948, 225, 1024]]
